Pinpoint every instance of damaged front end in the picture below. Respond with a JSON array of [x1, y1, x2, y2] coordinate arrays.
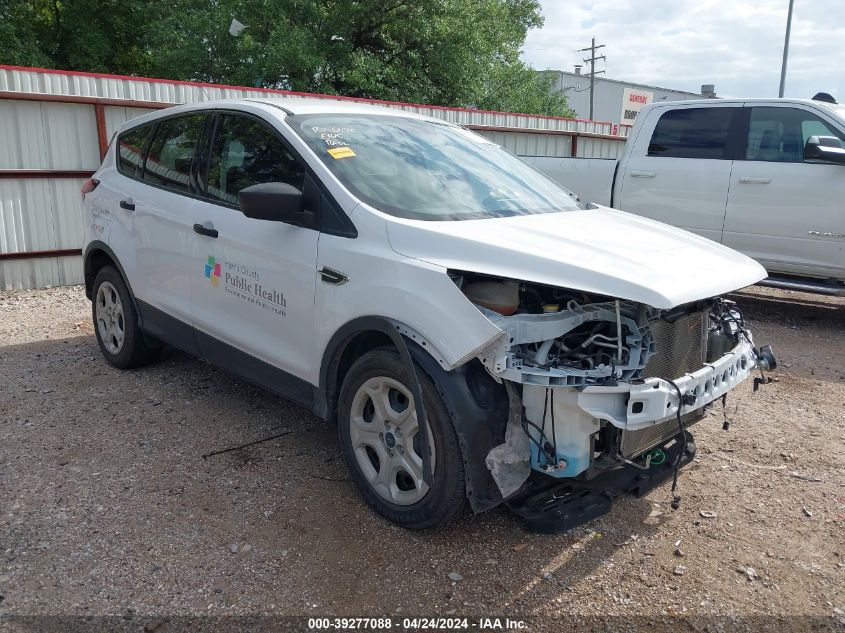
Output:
[[450, 271, 775, 532]]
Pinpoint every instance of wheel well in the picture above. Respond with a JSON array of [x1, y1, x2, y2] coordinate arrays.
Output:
[[326, 330, 393, 422], [84, 249, 118, 299]]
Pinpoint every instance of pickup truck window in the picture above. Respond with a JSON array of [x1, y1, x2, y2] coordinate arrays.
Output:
[[288, 114, 582, 221], [207, 114, 305, 206], [647, 107, 736, 159], [143, 115, 206, 195], [746, 107, 845, 162]]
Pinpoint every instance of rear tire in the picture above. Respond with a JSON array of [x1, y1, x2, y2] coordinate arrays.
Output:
[[338, 348, 466, 529], [91, 266, 159, 369]]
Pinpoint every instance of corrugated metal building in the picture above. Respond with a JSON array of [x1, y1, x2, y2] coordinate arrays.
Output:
[[0, 65, 629, 290], [551, 71, 713, 127]]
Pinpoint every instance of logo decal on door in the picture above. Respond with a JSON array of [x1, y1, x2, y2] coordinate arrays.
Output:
[[202, 255, 287, 318], [204, 256, 221, 286]]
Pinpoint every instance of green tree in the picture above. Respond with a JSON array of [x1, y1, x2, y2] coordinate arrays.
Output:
[[474, 66, 571, 117], [0, 0, 157, 74], [0, 0, 573, 117], [0, 0, 54, 67]]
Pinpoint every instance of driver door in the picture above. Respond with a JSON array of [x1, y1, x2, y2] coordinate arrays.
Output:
[[187, 112, 319, 396]]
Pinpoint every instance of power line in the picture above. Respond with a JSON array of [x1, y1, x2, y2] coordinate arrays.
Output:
[[578, 37, 606, 120], [522, 47, 581, 52]]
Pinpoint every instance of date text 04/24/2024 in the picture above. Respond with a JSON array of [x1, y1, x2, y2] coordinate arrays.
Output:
[[307, 617, 528, 630]]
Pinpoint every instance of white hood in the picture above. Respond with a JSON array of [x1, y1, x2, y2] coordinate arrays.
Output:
[[386, 206, 766, 309]]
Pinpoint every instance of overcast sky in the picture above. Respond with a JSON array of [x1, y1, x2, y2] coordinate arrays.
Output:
[[521, 0, 844, 100]]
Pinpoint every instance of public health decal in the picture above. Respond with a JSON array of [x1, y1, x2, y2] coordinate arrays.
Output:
[[202, 256, 286, 318]]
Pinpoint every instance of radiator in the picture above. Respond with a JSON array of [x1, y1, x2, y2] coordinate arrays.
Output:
[[620, 309, 709, 459], [620, 410, 704, 458], [642, 309, 708, 380]]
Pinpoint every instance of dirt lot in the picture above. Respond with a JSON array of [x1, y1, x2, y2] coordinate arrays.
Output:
[[1, 285, 843, 629]]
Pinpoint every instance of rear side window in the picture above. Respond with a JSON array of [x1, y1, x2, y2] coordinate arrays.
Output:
[[648, 108, 736, 159], [143, 115, 206, 194], [116, 124, 152, 178], [206, 114, 305, 206]]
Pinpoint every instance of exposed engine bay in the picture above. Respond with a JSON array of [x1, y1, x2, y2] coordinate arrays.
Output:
[[449, 270, 775, 526], [452, 270, 758, 388]]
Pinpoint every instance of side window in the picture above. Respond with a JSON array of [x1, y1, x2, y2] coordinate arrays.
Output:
[[206, 114, 305, 206], [647, 107, 736, 159], [116, 124, 152, 178], [746, 107, 845, 163], [143, 115, 206, 194]]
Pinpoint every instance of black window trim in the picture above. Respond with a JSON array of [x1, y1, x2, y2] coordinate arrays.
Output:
[[724, 107, 748, 160], [192, 114, 217, 198], [113, 108, 357, 239]]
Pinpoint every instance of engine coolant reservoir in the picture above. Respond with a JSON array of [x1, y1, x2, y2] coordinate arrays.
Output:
[[462, 280, 520, 315], [522, 385, 600, 477]]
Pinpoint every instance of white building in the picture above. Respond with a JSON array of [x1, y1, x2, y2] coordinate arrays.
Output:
[[550, 70, 716, 129]]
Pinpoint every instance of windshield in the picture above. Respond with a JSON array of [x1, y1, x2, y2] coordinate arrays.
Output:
[[288, 113, 582, 221]]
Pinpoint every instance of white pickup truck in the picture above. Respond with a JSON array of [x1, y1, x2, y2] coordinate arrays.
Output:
[[528, 98, 845, 296]]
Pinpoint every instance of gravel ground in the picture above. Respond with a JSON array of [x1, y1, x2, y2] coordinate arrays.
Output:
[[1, 285, 843, 629]]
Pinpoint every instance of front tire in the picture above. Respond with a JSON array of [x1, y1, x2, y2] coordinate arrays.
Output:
[[91, 266, 159, 369], [338, 348, 466, 529]]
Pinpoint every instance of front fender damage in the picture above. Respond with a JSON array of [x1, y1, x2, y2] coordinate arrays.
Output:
[[408, 344, 511, 513]]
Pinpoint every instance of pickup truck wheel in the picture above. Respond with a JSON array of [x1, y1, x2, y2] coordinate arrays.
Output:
[[338, 348, 466, 529], [92, 266, 159, 369]]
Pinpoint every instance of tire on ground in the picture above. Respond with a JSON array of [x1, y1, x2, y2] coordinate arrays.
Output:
[[337, 348, 466, 529], [91, 266, 160, 369]]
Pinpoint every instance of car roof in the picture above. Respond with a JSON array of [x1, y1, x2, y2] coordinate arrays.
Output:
[[247, 96, 430, 117], [117, 96, 434, 133], [649, 97, 843, 110]]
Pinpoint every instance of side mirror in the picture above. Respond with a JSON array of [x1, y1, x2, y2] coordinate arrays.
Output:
[[803, 135, 845, 165], [238, 182, 317, 228]]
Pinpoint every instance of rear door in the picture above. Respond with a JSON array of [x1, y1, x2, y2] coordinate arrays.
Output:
[[723, 105, 845, 279], [619, 104, 743, 242], [187, 111, 319, 391], [112, 114, 206, 330]]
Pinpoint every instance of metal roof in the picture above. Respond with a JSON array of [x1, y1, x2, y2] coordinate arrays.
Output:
[[0, 64, 622, 136]]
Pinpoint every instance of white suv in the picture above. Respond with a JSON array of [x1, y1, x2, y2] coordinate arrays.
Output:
[[82, 99, 775, 531]]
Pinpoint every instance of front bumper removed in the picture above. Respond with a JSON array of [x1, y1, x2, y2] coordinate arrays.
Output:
[[508, 431, 696, 533], [504, 338, 767, 533]]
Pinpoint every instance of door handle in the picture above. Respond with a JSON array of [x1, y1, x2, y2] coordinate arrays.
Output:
[[738, 176, 771, 184], [630, 170, 656, 178], [119, 199, 135, 211], [193, 223, 219, 238]]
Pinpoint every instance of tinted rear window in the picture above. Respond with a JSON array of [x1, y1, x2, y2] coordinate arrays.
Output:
[[143, 115, 206, 194], [116, 124, 152, 177], [648, 108, 736, 159]]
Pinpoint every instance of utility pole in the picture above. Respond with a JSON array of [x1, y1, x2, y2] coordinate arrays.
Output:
[[579, 37, 606, 120], [778, 0, 795, 97]]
